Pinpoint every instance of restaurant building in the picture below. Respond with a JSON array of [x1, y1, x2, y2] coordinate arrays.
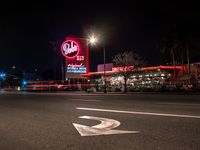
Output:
[[82, 64, 186, 91], [61, 36, 199, 91]]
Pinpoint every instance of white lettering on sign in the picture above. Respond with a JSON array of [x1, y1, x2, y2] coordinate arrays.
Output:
[[67, 67, 86, 73], [73, 116, 139, 136], [68, 63, 83, 67], [63, 41, 78, 55], [61, 40, 79, 58], [77, 56, 84, 61]]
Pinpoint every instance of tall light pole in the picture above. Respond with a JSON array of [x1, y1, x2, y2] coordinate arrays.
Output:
[[89, 35, 107, 93], [103, 47, 107, 93]]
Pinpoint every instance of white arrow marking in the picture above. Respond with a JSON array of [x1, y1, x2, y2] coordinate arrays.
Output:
[[73, 116, 139, 136]]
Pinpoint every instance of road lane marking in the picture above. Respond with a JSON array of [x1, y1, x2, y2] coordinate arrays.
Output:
[[73, 116, 139, 136], [76, 107, 200, 119], [81, 100, 100, 102], [157, 102, 200, 106], [71, 99, 100, 102]]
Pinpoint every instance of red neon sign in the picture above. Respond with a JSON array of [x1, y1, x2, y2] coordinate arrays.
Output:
[[61, 40, 79, 58], [112, 66, 134, 72]]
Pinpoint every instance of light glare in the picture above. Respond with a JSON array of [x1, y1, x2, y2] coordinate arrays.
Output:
[[89, 35, 98, 45]]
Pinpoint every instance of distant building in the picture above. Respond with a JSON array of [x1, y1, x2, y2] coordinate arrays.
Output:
[[97, 63, 113, 72]]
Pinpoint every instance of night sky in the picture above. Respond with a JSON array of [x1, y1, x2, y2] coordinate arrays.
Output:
[[0, 0, 199, 73]]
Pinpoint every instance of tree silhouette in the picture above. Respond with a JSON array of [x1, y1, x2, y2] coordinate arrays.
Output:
[[112, 51, 145, 93]]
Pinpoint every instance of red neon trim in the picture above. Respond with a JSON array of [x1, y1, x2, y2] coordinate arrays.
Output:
[[140, 66, 183, 71], [86, 40, 89, 74], [80, 71, 114, 76], [27, 84, 96, 87], [80, 65, 184, 76]]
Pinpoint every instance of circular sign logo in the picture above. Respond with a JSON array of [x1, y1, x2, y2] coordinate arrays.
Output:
[[61, 40, 79, 58]]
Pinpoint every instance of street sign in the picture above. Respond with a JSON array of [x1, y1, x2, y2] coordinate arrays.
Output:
[[73, 116, 139, 136]]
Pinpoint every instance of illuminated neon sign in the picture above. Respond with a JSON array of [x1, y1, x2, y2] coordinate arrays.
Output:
[[67, 67, 86, 73], [61, 40, 79, 58], [112, 66, 134, 72], [62, 36, 89, 76], [68, 63, 83, 67]]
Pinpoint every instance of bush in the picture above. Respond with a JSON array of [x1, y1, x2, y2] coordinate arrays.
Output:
[[87, 87, 96, 93], [49, 86, 57, 91]]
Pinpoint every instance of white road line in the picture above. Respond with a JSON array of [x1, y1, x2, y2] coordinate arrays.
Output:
[[157, 102, 200, 106], [76, 107, 200, 119], [81, 100, 101, 102], [71, 99, 100, 102]]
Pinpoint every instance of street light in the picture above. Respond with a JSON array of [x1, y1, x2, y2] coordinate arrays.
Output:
[[0, 72, 6, 79], [89, 35, 97, 45], [89, 35, 107, 93], [22, 80, 28, 87]]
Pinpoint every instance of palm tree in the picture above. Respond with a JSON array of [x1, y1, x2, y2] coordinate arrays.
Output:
[[112, 51, 145, 93], [159, 35, 180, 76], [160, 17, 200, 78]]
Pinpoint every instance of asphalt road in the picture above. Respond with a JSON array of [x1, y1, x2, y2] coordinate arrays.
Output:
[[0, 91, 200, 150]]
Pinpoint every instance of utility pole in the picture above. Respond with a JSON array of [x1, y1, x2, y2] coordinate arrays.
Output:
[[103, 47, 107, 93]]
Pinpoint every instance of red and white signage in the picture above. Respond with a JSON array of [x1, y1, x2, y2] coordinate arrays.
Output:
[[61, 40, 79, 58], [112, 66, 134, 72], [61, 37, 89, 75]]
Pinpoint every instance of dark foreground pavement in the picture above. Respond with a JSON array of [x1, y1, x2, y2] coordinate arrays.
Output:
[[0, 91, 200, 150]]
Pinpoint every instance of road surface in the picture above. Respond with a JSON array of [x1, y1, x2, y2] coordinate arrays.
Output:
[[0, 91, 200, 150]]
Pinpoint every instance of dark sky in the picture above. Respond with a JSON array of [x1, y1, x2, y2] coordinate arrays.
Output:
[[0, 0, 199, 72]]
